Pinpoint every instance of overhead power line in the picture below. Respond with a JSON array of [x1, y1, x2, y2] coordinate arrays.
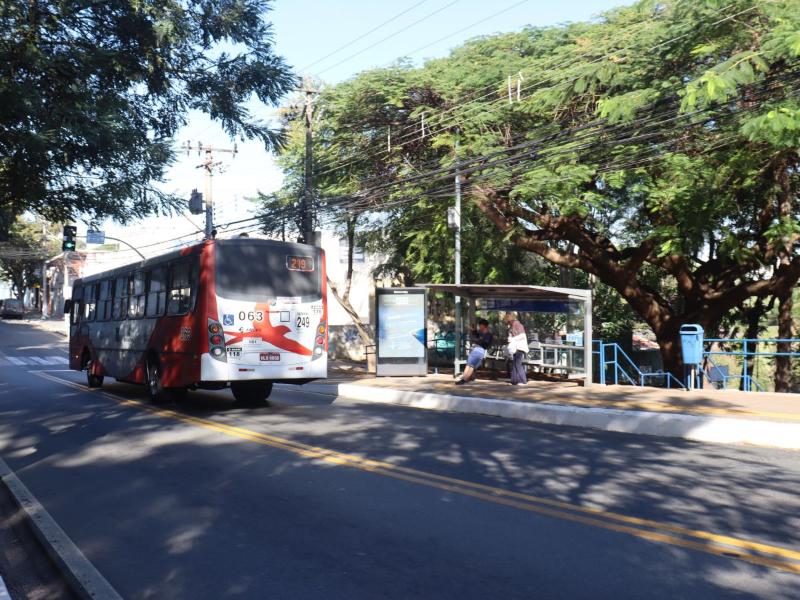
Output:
[[186, 71, 794, 238], [314, 0, 462, 77], [200, 115, 759, 236], [311, 3, 755, 179], [400, 0, 530, 62], [318, 73, 798, 215], [301, 0, 431, 72], [394, 2, 756, 150], [311, 11, 670, 177]]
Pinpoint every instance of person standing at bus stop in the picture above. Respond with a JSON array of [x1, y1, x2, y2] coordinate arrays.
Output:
[[505, 312, 528, 385]]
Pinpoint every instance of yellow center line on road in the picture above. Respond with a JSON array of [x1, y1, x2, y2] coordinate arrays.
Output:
[[32, 370, 800, 575]]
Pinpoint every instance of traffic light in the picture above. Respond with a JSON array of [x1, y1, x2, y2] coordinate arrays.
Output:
[[62, 225, 77, 252], [189, 189, 204, 215]]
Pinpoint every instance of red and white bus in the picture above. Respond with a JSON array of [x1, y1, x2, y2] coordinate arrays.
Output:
[[66, 238, 327, 404]]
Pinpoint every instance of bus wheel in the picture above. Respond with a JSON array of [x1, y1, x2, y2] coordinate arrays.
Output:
[[87, 369, 104, 388], [231, 381, 273, 406], [146, 358, 168, 404], [85, 357, 104, 388]]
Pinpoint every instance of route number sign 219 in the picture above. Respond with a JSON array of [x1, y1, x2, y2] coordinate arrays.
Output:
[[286, 255, 314, 272]]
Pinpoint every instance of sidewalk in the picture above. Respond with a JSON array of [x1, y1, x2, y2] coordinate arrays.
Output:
[[292, 370, 800, 450], [15, 316, 67, 337]]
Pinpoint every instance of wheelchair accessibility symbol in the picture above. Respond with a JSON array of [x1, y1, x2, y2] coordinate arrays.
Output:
[[223, 313, 235, 326]]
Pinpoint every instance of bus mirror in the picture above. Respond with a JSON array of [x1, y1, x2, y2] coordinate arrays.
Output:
[[63, 299, 73, 313]]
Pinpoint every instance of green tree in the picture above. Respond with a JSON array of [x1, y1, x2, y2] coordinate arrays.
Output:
[[0, 217, 60, 297], [0, 0, 294, 239], [268, 68, 557, 288], [276, 0, 799, 375], [466, 0, 800, 376]]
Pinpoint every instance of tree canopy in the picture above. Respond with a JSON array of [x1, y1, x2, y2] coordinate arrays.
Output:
[[269, 0, 800, 375], [0, 0, 294, 238], [0, 216, 60, 297]]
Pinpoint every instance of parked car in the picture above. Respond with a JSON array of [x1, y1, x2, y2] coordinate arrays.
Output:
[[0, 298, 24, 319]]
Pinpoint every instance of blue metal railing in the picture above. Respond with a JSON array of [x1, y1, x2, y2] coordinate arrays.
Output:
[[702, 354, 765, 392], [704, 338, 799, 392], [592, 337, 799, 392], [593, 340, 685, 390]]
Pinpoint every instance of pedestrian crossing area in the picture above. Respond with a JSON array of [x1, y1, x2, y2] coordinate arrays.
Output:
[[0, 354, 69, 367]]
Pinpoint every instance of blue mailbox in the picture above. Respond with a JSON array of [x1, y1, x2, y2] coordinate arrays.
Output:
[[680, 324, 704, 365]]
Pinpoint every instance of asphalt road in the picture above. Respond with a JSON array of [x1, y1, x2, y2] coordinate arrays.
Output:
[[1, 320, 799, 599]]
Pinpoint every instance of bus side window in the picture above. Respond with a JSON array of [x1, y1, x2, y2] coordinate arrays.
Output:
[[113, 276, 127, 320], [84, 283, 97, 321], [167, 261, 194, 316], [146, 267, 167, 317], [128, 272, 146, 318], [71, 286, 83, 325], [98, 280, 111, 321]]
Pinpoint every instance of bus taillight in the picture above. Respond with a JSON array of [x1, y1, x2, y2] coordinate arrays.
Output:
[[312, 320, 326, 359], [208, 317, 226, 362]]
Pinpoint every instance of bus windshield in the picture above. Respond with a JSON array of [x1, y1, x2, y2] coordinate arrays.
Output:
[[215, 240, 322, 301]]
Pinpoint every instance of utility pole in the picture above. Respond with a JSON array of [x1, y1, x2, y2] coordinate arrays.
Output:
[[454, 135, 462, 288], [454, 132, 462, 374], [300, 77, 319, 246], [185, 141, 238, 239]]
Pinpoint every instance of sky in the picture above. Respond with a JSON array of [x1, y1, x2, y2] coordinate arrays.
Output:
[[105, 0, 629, 254]]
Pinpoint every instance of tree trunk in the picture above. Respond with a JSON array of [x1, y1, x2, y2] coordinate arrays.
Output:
[[773, 152, 796, 393], [774, 151, 796, 393], [741, 299, 765, 391], [10, 268, 25, 300], [775, 291, 794, 393], [647, 304, 725, 385], [328, 277, 372, 348], [327, 217, 373, 351], [472, 185, 800, 387], [651, 320, 682, 379]]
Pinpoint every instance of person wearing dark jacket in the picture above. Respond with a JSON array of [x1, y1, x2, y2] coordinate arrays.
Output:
[[455, 319, 493, 385]]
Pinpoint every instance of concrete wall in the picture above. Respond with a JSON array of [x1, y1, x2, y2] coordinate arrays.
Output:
[[319, 231, 382, 361], [328, 324, 376, 361], [320, 231, 377, 327]]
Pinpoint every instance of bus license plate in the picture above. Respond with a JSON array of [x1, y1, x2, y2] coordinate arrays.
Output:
[[260, 352, 280, 361]]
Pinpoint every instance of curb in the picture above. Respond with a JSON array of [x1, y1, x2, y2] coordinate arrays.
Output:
[[279, 382, 800, 450], [27, 320, 68, 338], [0, 459, 122, 600]]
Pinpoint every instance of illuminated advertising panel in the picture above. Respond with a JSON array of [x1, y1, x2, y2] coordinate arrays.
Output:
[[376, 288, 427, 376]]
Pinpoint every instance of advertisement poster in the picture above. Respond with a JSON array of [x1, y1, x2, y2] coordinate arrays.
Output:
[[378, 292, 425, 358], [376, 288, 427, 376]]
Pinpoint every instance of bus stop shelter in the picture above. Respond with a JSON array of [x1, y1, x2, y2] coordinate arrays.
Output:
[[422, 284, 593, 384]]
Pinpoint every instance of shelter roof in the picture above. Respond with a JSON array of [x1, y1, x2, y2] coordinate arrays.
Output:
[[419, 284, 590, 302]]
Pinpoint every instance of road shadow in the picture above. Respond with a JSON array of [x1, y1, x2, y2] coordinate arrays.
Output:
[[0, 371, 798, 599]]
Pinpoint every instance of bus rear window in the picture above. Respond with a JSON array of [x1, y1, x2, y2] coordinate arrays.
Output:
[[216, 242, 321, 301]]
